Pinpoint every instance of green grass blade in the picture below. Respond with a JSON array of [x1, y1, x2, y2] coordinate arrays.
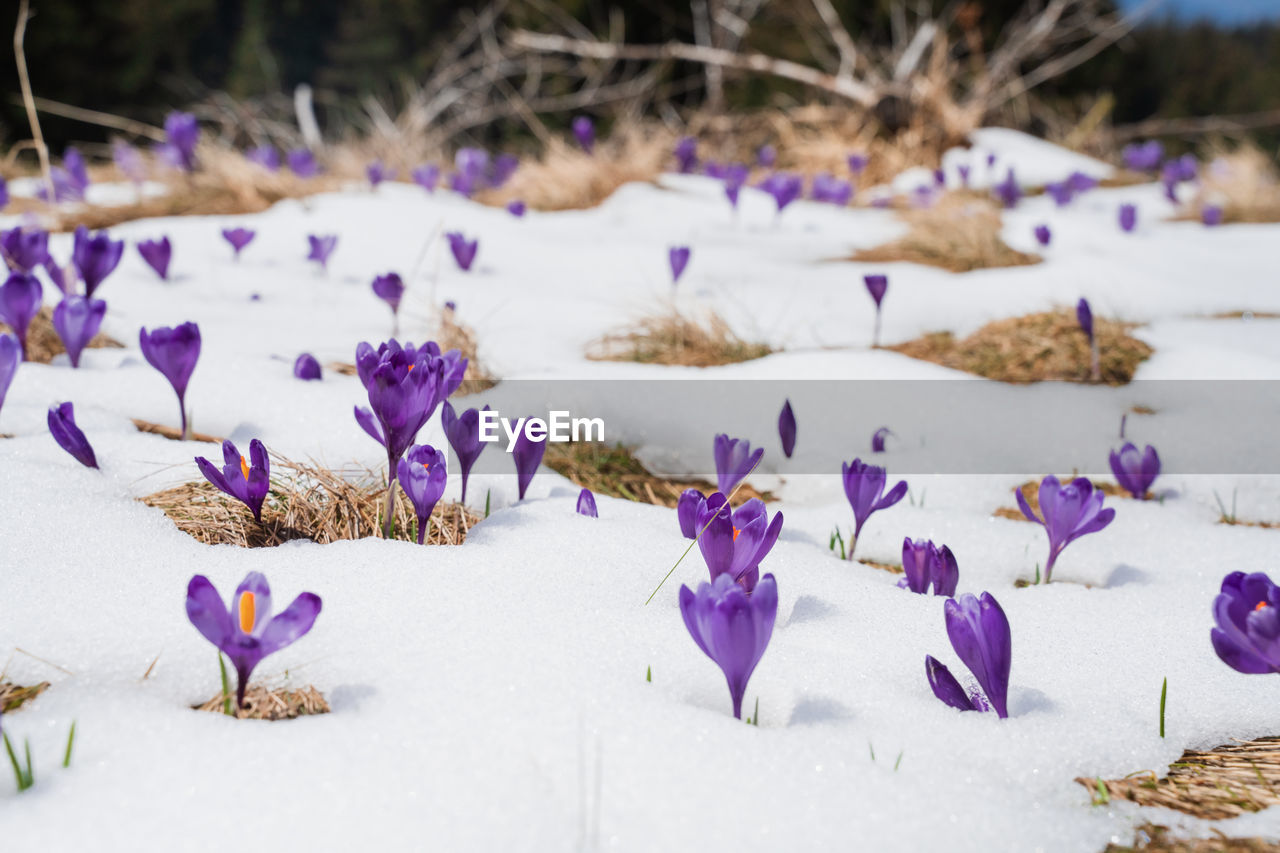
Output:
[[218, 653, 233, 716], [1160, 677, 1167, 738], [63, 721, 76, 768]]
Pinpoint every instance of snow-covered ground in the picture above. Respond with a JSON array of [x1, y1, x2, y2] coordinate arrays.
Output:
[[2, 131, 1279, 851]]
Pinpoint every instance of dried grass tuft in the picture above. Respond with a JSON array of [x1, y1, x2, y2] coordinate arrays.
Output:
[[1079, 736, 1280, 821], [542, 441, 773, 506], [140, 455, 480, 547], [0, 681, 50, 713], [587, 309, 773, 368], [1181, 145, 1280, 226], [890, 309, 1152, 384], [132, 418, 225, 445], [850, 197, 1041, 273], [0, 306, 122, 364], [194, 684, 329, 721], [1103, 823, 1280, 852]]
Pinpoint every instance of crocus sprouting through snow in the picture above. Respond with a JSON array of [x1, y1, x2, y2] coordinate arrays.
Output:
[[679, 572, 778, 720], [186, 572, 321, 709], [139, 322, 201, 439], [864, 274, 888, 347], [674, 137, 698, 173], [714, 434, 763, 496], [307, 235, 338, 270], [163, 112, 200, 172], [871, 427, 892, 453], [138, 237, 172, 280], [577, 488, 598, 518], [1203, 204, 1224, 226], [0, 272, 42, 360], [446, 233, 478, 272], [514, 422, 546, 500], [247, 146, 279, 171], [47, 402, 98, 469], [367, 162, 393, 188], [993, 169, 1021, 209], [52, 296, 106, 368], [899, 538, 958, 596], [669, 247, 691, 286], [759, 173, 803, 216], [1, 227, 49, 273], [412, 164, 440, 192], [506, 200, 526, 218], [1015, 475, 1115, 583], [1077, 297, 1100, 382], [72, 227, 124, 298], [441, 402, 489, 505], [1034, 225, 1051, 247], [222, 228, 256, 259], [687, 491, 783, 593], [397, 444, 448, 544], [195, 439, 270, 522], [293, 353, 321, 381], [0, 334, 18, 424], [925, 592, 1011, 718], [1122, 140, 1164, 173], [572, 116, 595, 153], [1211, 571, 1280, 675], [1109, 442, 1160, 499], [778, 399, 796, 459], [371, 273, 405, 334], [841, 458, 907, 559], [1119, 204, 1137, 233], [287, 148, 319, 178]]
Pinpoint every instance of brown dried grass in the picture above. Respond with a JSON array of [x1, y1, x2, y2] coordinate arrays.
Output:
[[0, 681, 50, 713], [541, 441, 774, 506], [1079, 736, 1280, 821], [140, 456, 480, 548], [132, 418, 225, 445], [587, 310, 773, 368], [850, 197, 1041, 273], [1180, 145, 1280, 226], [890, 309, 1152, 385], [194, 684, 329, 721], [1103, 823, 1280, 852], [0, 306, 123, 364]]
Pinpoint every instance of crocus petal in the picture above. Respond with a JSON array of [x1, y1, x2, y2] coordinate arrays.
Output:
[[354, 406, 386, 446], [925, 655, 977, 712], [257, 593, 322, 657], [186, 575, 232, 648]]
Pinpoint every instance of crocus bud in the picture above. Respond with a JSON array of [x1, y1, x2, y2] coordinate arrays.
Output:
[[778, 399, 796, 458], [293, 353, 321, 381]]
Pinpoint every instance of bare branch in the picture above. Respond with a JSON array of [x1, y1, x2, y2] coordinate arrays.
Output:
[[808, 0, 860, 78], [13, 0, 54, 202]]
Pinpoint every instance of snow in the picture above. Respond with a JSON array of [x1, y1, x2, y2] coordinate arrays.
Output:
[[2, 129, 1279, 851]]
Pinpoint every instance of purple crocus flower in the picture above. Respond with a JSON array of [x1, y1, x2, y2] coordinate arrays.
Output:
[[367, 161, 394, 188], [1119, 204, 1137, 233], [44, 259, 71, 296], [778, 399, 796, 459], [47, 402, 98, 469], [847, 153, 868, 175], [0, 272, 42, 360], [1211, 571, 1280, 674], [759, 173, 803, 215], [164, 112, 200, 172], [1046, 182, 1073, 207], [993, 169, 1021, 209], [441, 402, 489, 505], [864, 273, 888, 347], [1162, 154, 1197, 200], [679, 572, 778, 720], [491, 154, 519, 188], [137, 237, 172, 280], [293, 353, 321, 381], [757, 145, 776, 168], [0, 333, 18, 422], [221, 228, 256, 259], [714, 434, 763, 496], [811, 174, 853, 206], [186, 572, 322, 709], [72, 226, 124, 298], [1109, 442, 1160, 499], [1122, 140, 1164, 173], [1067, 171, 1098, 194], [307, 235, 338, 270], [446, 232, 478, 272], [52, 296, 106, 368], [506, 200, 527, 218], [1, 227, 50, 273], [1015, 475, 1115, 583], [674, 137, 698, 173], [397, 444, 448, 544], [412, 164, 440, 192], [572, 116, 595, 153], [871, 427, 891, 453], [841, 458, 907, 559], [0, 177, 6, 209], [247, 145, 280, 171], [139, 322, 201, 439], [1076, 297, 1094, 343], [925, 592, 1011, 718], [371, 273, 405, 332], [957, 164, 971, 187], [1033, 225, 1051, 247], [898, 538, 958, 596], [691, 491, 783, 593], [513, 422, 546, 501], [195, 439, 270, 522], [113, 141, 146, 185], [577, 488, 598, 518], [287, 148, 320, 178], [669, 246, 691, 286], [1202, 204, 1224, 226], [677, 488, 703, 539]]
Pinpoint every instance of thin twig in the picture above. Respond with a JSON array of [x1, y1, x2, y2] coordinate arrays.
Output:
[[13, 0, 55, 203]]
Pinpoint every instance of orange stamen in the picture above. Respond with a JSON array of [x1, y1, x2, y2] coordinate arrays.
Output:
[[1257, 601, 1269, 611], [239, 591, 256, 633], [239, 455, 250, 480], [732, 527, 741, 542]]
